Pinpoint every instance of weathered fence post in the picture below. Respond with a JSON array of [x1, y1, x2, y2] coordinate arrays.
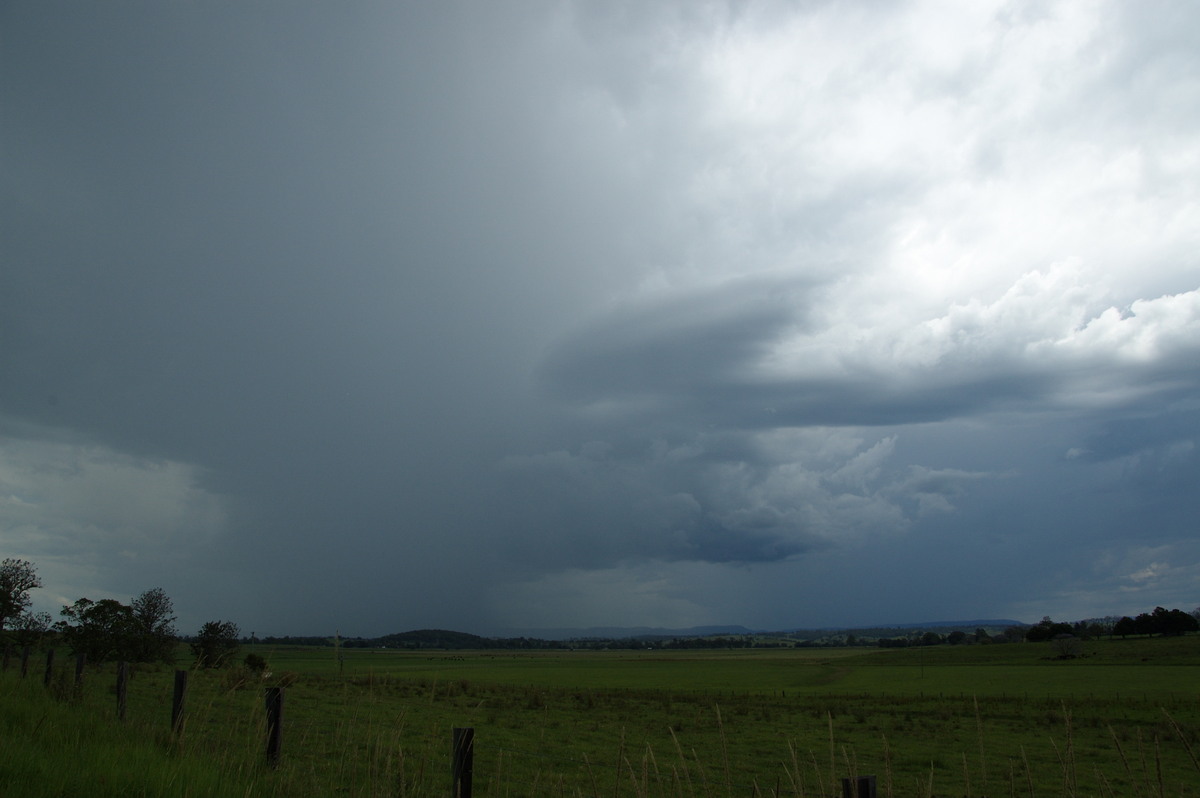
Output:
[[452, 727, 474, 798], [265, 686, 284, 769], [2, 644, 10, 671], [171, 670, 188, 736], [116, 661, 128, 721], [20, 645, 31, 677], [841, 775, 877, 798], [43, 648, 55, 687]]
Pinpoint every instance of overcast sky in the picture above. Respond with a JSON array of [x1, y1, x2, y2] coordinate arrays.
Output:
[[3, 1, 1199, 637]]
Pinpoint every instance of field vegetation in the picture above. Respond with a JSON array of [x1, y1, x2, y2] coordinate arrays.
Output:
[[3, 635, 1199, 797]]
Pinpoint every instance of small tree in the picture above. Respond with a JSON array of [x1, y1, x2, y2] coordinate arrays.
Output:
[[130, 587, 178, 663], [1026, 616, 1073, 642], [0, 558, 42, 632], [192, 620, 240, 668], [57, 598, 139, 662], [9, 611, 53, 648], [1140, 606, 1199, 636], [243, 652, 268, 674], [1113, 616, 1137, 638], [58, 590, 180, 663], [1051, 633, 1082, 659]]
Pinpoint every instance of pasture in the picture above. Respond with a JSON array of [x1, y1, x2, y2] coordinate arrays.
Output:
[[2, 637, 1199, 796]]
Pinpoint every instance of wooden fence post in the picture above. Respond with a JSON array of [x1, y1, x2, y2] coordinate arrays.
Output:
[[21, 645, 31, 677], [2, 644, 10, 671], [452, 727, 474, 798], [43, 648, 55, 687], [265, 687, 284, 769], [116, 662, 128, 721], [171, 670, 188, 736], [841, 775, 877, 798]]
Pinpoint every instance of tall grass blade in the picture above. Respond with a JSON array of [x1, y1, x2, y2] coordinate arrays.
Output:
[[1020, 745, 1035, 798], [880, 733, 894, 798], [974, 694, 987, 791], [614, 727, 626, 798], [714, 705, 731, 797], [623, 754, 647, 798], [1107, 724, 1139, 798], [1153, 734, 1163, 798], [667, 727, 694, 798], [1160, 708, 1200, 777], [583, 751, 599, 798], [809, 751, 825, 798], [782, 740, 802, 798]]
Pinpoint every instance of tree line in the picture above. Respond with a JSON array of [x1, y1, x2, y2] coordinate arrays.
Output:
[[0, 558, 240, 668], [876, 608, 1199, 648], [1111, 607, 1199, 638]]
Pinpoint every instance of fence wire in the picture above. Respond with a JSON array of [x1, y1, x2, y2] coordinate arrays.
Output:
[[473, 739, 849, 798]]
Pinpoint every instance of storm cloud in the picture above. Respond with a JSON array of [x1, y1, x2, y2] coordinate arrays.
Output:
[[2, 0, 1198, 635]]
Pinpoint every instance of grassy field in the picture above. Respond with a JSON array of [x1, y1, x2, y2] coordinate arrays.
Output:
[[2, 637, 1199, 796]]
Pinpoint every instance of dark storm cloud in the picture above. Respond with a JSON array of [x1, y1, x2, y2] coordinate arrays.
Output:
[[1, 1, 612, 631], [493, 438, 829, 572], [3, 1, 1200, 634], [540, 276, 809, 406]]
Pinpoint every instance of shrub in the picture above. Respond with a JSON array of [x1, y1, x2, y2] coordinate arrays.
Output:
[[191, 620, 240, 669]]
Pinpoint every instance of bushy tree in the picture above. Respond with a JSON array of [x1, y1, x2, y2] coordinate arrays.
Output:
[[1026, 616, 1074, 642], [1110, 608, 1196, 638], [0, 558, 42, 632], [191, 620, 240, 668], [57, 588, 180, 663], [57, 598, 138, 662], [1051, 633, 1082, 659], [1113, 616, 1137, 638], [130, 587, 178, 663], [243, 652, 268, 673], [993, 626, 1027, 644], [8, 610, 53, 648], [1134, 606, 1198, 636]]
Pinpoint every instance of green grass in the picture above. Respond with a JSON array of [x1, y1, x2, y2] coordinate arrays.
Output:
[[0, 667, 262, 796], [3, 637, 1200, 796]]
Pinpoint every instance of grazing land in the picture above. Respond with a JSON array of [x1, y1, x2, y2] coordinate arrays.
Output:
[[2, 636, 1199, 796]]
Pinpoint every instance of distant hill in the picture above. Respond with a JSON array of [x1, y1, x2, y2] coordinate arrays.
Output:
[[367, 628, 570, 649], [373, 629, 489, 648], [495, 625, 755, 641]]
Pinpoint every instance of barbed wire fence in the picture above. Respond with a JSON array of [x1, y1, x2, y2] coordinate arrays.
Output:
[[458, 730, 878, 797]]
